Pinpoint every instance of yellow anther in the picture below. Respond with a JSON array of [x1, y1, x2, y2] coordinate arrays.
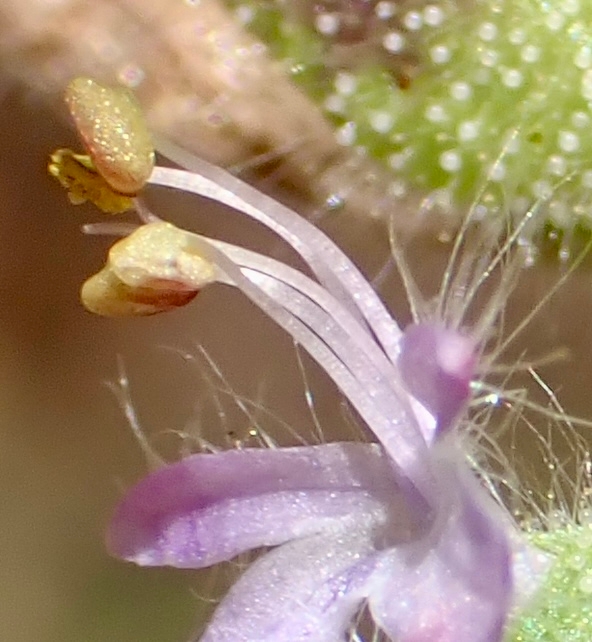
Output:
[[65, 77, 155, 195], [81, 222, 218, 317]]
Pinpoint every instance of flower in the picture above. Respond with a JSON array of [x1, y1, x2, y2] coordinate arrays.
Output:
[[97, 159, 550, 641], [108, 442, 515, 642]]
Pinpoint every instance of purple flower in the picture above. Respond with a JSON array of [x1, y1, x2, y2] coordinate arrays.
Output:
[[108, 440, 512, 642], [104, 158, 548, 641]]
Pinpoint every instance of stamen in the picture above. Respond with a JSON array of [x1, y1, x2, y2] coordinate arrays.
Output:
[[65, 77, 154, 195]]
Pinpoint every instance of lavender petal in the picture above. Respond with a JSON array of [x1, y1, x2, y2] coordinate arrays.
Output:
[[368, 464, 511, 642], [399, 323, 477, 438], [107, 442, 407, 568], [198, 528, 378, 642]]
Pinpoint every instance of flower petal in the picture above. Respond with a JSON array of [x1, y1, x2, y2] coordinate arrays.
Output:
[[198, 527, 378, 642], [107, 442, 408, 568], [399, 323, 476, 439], [368, 463, 512, 642]]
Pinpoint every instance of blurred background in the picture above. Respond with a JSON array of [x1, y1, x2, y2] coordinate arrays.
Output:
[[2, 2, 592, 642]]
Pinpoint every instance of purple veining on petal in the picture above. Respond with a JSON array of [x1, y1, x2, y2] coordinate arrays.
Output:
[[399, 323, 477, 439], [107, 434, 537, 642], [198, 529, 378, 642], [107, 442, 412, 568]]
